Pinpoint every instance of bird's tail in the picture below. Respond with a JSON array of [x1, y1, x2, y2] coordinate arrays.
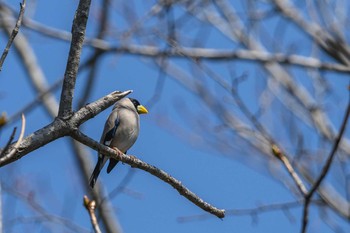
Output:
[[106, 158, 119, 173], [89, 156, 105, 188]]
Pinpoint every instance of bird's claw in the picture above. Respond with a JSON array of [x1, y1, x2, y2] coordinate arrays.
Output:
[[111, 147, 123, 156]]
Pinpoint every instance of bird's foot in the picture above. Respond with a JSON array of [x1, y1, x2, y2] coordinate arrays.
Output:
[[111, 147, 123, 156]]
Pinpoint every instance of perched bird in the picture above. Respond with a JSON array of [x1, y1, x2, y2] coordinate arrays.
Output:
[[89, 97, 148, 188]]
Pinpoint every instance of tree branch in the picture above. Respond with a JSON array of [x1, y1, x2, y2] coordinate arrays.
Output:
[[58, 0, 92, 117], [71, 130, 226, 219], [272, 145, 308, 196], [83, 196, 102, 233]]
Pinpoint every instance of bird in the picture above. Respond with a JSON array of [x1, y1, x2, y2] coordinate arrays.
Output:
[[89, 97, 148, 188]]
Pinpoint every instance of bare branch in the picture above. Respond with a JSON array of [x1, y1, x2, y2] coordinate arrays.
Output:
[[272, 145, 308, 196], [0, 0, 26, 71], [58, 0, 92, 117], [83, 196, 102, 233], [71, 130, 226, 219]]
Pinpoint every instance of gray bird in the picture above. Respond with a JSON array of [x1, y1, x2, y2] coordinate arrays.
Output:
[[89, 97, 148, 188]]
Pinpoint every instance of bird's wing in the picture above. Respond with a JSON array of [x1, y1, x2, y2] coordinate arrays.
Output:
[[89, 110, 120, 188], [101, 109, 121, 173], [101, 110, 120, 147]]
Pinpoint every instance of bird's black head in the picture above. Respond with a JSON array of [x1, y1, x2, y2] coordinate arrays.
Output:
[[129, 98, 148, 114], [129, 98, 141, 109]]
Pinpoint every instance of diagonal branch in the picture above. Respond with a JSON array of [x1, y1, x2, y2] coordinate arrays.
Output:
[[71, 130, 226, 219], [271, 145, 308, 196]]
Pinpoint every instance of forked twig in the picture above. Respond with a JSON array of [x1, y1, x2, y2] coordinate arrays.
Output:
[[2, 114, 26, 159]]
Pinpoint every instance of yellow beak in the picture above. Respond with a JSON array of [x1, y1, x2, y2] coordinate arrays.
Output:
[[137, 105, 148, 114]]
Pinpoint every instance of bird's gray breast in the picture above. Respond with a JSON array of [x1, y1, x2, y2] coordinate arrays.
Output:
[[111, 108, 140, 152]]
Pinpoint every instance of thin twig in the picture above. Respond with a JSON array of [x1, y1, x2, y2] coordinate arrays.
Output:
[[1, 114, 26, 159], [83, 196, 102, 233], [0, 0, 26, 71], [272, 145, 308, 196], [301, 90, 350, 233]]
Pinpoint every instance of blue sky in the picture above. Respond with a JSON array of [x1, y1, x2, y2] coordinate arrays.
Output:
[[1, 0, 349, 233]]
